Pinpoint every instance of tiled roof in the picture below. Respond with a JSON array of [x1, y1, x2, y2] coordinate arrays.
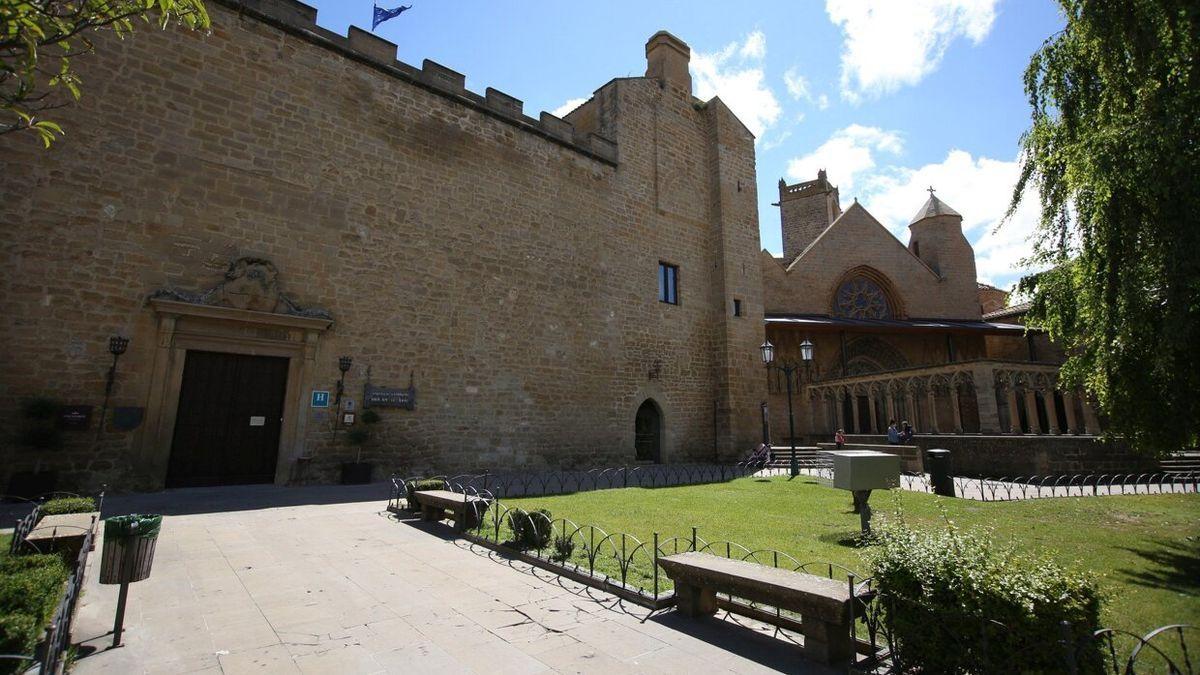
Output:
[[910, 194, 961, 224], [982, 302, 1032, 320]]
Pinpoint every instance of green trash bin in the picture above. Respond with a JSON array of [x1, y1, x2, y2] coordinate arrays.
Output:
[[99, 514, 162, 584]]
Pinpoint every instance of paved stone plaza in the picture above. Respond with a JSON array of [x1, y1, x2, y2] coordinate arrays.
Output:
[[69, 484, 831, 674]]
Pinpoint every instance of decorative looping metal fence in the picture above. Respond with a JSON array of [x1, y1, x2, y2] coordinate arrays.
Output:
[[387, 465, 1195, 672]]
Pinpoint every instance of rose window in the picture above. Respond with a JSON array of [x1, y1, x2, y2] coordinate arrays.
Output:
[[834, 277, 892, 319]]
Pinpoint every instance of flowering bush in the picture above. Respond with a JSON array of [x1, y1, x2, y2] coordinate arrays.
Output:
[[869, 521, 1103, 673]]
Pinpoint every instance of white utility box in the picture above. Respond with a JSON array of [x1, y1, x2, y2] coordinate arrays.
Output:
[[822, 450, 901, 491]]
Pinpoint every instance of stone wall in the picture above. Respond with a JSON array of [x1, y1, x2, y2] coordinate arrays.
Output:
[[837, 434, 1155, 477], [0, 1, 764, 491]]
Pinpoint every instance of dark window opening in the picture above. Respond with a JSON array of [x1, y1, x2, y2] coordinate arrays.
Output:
[[733, 298, 743, 316], [658, 262, 679, 305]]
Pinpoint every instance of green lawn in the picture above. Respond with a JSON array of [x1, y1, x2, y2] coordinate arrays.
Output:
[[499, 475, 1199, 633]]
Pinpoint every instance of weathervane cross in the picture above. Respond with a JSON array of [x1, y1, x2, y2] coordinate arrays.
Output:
[[927, 185, 936, 196]]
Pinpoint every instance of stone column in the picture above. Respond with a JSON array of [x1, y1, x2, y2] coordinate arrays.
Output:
[[867, 395, 879, 434], [1005, 388, 1021, 434], [1024, 389, 1041, 435], [1062, 391, 1078, 435], [969, 364, 1003, 434], [850, 395, 861, 434], [926, 388, 939, 434], [835, 392, 846, 431], [950, 386, 963, 434], [885, 391, 896, 426], [905, 393, 917, 429], [823, 395, 834, 434], [1081, 397, 1101, 435], [1043, 387, 1060, 435]]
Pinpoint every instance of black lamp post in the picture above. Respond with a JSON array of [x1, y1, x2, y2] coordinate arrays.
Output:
[[335, 355, 353, 406], [96, 336, 129, 439], [761, 338, 815, 477]]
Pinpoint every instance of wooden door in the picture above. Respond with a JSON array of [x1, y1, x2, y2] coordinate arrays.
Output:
[[167, 351, 290, 487]]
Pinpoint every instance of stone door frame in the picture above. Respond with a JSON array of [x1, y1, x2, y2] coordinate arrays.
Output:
[[140, 299, 332, 488]]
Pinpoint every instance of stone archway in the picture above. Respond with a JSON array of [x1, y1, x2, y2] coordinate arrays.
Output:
[[634, 399, 663, 463]]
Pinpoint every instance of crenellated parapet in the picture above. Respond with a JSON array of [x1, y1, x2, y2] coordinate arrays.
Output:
[[219, 0, 618, 165]]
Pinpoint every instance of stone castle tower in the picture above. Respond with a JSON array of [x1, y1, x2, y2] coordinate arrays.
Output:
[[0, 1, 767, 491], [775, 171, 842, 262]]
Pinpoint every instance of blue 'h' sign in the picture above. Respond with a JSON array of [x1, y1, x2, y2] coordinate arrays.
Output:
[[311, 390, 330, 408]]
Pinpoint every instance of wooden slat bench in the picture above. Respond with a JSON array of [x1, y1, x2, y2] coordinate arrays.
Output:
[[410, 490, 491, 532], [657, 551, 867, 666]]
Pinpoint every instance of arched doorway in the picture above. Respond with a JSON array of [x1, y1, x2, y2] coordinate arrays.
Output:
[[634, 400, 662, 463]]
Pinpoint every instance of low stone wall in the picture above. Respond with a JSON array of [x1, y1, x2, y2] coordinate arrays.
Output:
[[838, 434, 1155, 477]]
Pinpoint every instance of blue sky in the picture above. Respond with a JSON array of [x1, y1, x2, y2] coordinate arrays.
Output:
[[307, 1, 1065, 290]]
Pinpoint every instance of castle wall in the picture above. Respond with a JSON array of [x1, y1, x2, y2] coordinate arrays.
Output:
[[0, 0, 764, 491]]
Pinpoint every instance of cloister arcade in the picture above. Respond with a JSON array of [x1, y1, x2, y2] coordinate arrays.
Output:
[[799, 361, 1102, 437]]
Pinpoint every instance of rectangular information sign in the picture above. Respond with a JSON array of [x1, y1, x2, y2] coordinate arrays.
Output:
[[364, 385, 416, 410]]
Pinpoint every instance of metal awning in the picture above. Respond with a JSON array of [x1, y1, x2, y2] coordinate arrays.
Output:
[[764, 313, 1028, 335]]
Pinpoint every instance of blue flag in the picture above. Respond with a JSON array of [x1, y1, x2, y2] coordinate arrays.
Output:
[[373, 3, 411, 30]]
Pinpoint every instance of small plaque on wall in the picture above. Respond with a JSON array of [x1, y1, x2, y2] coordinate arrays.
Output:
[[58, 405, 93, 431], [364, 385, 416, 410], [112, 406, 145, 431]]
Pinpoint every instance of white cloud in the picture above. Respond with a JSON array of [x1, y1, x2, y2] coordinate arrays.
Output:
[[826, 0, 999, 101], [816, 94, 831, 110], [858, 150, 1041, 288], [739, 30, 767, 60], [784, 68, 810, 101], [550, 97, 588, 118], [785, 124, 903, 191], [760, 130, 793, 152], [692, 31, 782, 138]]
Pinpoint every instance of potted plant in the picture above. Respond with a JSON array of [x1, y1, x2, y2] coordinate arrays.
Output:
[[340, 408, 380, 484], [6, 397, 62, 499]]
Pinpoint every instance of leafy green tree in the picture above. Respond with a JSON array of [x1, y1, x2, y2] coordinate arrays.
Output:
[[1, 0, 209, 146], [1011, 0, 1198, 454]]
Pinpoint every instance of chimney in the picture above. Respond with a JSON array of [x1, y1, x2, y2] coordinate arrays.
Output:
[[645, 31, 692, 93]]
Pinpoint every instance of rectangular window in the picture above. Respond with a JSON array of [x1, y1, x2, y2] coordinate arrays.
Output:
[[733, 298, 743, 316], [658, 262, 678, 305]]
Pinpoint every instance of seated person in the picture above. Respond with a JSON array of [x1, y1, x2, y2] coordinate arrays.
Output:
[[887, 420, 900, 445]]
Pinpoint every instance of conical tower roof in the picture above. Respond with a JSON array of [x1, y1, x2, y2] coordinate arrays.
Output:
[[909, 193, 961, 225]]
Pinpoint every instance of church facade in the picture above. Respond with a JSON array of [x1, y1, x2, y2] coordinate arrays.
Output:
[[761, 171, 1106, 463]]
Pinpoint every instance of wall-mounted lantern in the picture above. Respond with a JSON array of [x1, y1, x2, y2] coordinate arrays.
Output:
[[335, 355, 353, 406], [96, 335, 129, 438]]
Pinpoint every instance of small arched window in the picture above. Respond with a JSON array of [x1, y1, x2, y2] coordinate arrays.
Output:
[[833, 276, 893, 319]]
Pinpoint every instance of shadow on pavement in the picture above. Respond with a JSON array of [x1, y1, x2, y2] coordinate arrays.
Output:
[[94, 482, 391, 517]]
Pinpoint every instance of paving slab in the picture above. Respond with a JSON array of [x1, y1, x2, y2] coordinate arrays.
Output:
[[70, 483, 835, 674]]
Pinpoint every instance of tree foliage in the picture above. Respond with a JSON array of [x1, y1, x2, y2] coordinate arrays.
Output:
[[1012, 0, 1199, 454], [1, 0, 209, 146]]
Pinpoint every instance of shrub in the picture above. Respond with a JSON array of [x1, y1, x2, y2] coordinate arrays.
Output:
[[0, 553, 68, 666], [551, 535, 575, 563], [508, 508, 552, 551], [405, 479, 445, 510], [39, 497, 96, 516], [869, 521, 1103, 673]]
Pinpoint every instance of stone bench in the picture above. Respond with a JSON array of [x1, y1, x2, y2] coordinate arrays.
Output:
[[25, 512, 99, 558], [657, 551, 867, 666], [410, 490, 491, 532]]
